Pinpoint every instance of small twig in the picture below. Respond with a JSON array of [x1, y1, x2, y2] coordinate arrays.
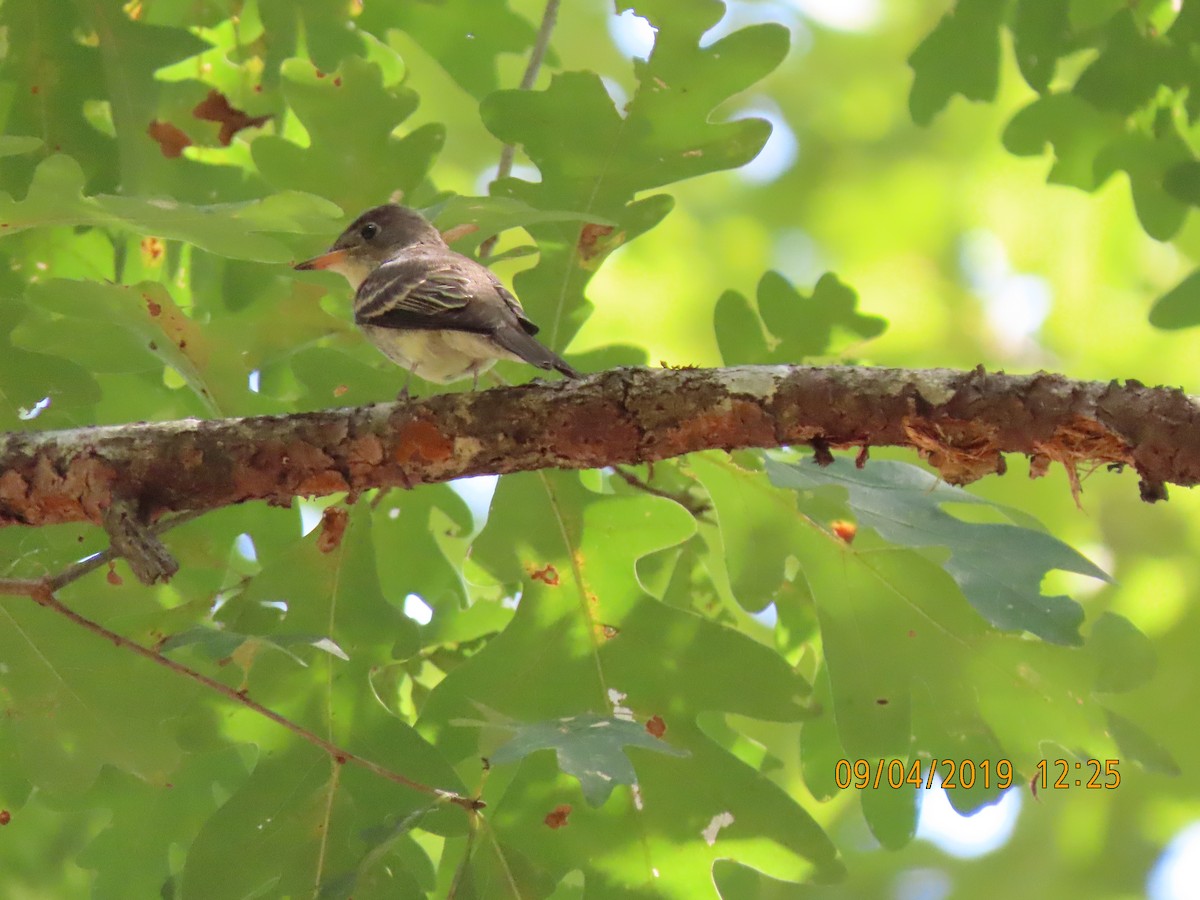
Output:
[[447, 810, 483, 900], [479, 0, 561, 260], [0, 578, 40, 596], [9, 580, 482, 812], [48, 508, 207, 593], [613, 466, 711, 519], [102, 498, 179, 585]]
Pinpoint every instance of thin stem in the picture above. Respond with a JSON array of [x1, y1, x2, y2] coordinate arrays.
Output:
[[12, 582, 481, 812], [313, 759, 342, 894], [538, 472, 609, 706], [612, 466, 712, 519], [0, 578, 40, 596], [479, 0, 561, 260]]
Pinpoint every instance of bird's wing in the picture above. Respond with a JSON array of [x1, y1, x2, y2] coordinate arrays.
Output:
[[352, 254, 475, 328], [488, 275, 539, 336]]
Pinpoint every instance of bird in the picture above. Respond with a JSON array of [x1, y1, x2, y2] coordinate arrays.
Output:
[[294, 203, 580, 392]]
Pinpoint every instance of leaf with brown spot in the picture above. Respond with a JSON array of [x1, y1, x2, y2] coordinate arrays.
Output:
[[192, 89, 271, 146], [529, 563, 559, 586], [544, 804, 571, 829], [140, 237, 164, 266], [317, 506, 349, 553], [767, 457, 1109, 645], [830, 519, 857, 544], [577, 223, 620, 266], [147, 120, 191, 158]]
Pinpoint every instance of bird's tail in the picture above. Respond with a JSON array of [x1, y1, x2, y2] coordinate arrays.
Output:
[[493, 325, 581, 379]]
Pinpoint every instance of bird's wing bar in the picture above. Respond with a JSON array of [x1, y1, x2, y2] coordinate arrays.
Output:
[[355, 257, 474, 321], [355, 259, 513, 335]]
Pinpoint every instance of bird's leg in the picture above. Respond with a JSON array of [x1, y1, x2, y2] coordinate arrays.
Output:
[[397, 367, 416, 401]]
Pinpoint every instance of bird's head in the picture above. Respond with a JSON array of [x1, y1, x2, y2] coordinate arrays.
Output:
[[294, 204, 445, 289]]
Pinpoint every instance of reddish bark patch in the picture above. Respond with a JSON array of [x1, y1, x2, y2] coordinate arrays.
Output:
[[555, 400, 639, 465], [296, 470, 350, 497], [904, 417, 1006, 486], [346, 434, 384, 473], [544, 804, 571, 829], [394, 419, 454, 465], [192, 90, 271, 145], [655, 400, 775, 458]]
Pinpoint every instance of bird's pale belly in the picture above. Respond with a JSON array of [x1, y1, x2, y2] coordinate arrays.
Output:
[[359, 325, 522, 384]]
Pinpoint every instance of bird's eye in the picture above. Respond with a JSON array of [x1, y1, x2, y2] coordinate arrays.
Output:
[[360, 222, 380, 240]]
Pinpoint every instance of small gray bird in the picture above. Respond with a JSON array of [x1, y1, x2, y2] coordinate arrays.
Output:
[[294, 204, 580, 390]]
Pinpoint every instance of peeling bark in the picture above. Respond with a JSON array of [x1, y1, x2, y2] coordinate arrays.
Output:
[[2, 365, 1198, 529]]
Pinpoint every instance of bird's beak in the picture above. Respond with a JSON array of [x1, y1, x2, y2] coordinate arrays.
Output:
[[294, 248, 348, 271]]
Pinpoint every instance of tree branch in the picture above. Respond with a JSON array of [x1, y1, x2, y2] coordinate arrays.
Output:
[[479, 0, 561, 260], [2, 364, 1198, 529]]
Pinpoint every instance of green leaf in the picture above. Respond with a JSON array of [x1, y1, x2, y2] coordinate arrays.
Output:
[[253, 56, 444, 213], [1103, 709, 1180, 776], [218, 504, 419, 661], [1093, 126, 1191, 241], [357, 0, 538, 98], [430, 195, 615, 257], [713, 289, 771, 368], [1087, 612, 1156, 692], [0, 592, 193, 794], [0, 154, 340, 261], [1073, 12, 1187, 117], [756, 271, 886, 361], [160, 625, 349, 665], [479, 8, 788, 353], [258, 0, 369, 75], [75, 749, 251, 900], [909, 0, 1006, 125], [718, 271, 888, 365], [766, 457, 1109, 645], [0, 3, 208, 194], [0, 135, 42, 158], [486, 712, 688, 807], [417, 472, 838, 892], [688, 453, 798, 613], [1163, 159, 1200, 205], [1069, 0, 1126, 31], [181, 743, 458, 899], [1002, 93, 1120, 190], [1149, 267, 1200, 328], [1013, 0, 1073, 93]]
